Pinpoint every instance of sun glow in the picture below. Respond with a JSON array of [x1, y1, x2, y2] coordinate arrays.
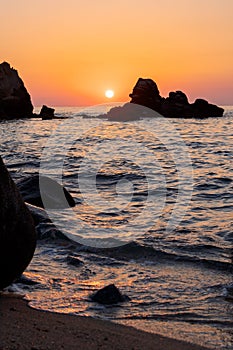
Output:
[[105, 89, 114, 98]]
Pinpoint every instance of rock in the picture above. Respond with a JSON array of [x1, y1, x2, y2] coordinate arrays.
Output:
[[39, 105, 55, 120], [161, 90, 194, 118], [192, 98, 224, 118], [90, 284, 130, 305], [16, 175, 76, 209], [0, 62, 33, 119], [26, 203, 51, 226], [129, 78, 162, 111], [66, 255, 84, 267], [129, 78, 224, 118], [36, 223, 70, 240], [0, 156, 36, 289], [168, 90, 189, 105]]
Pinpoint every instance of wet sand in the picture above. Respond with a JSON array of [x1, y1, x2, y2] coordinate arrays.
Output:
[[0, 293, 210, 350]]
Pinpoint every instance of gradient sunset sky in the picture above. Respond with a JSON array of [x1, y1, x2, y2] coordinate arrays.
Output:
[[1, 0, 233, 106]]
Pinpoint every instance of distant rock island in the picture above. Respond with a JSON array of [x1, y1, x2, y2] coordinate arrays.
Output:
[[0, 61, 56, 120], [129, 78, 224, 118]]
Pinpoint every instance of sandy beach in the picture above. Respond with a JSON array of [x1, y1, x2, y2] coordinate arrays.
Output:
[[0, 293, 211, 350]]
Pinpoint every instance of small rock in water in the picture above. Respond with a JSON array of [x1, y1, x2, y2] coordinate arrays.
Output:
[[91, 284, 130, 305], [16, 175, 75, 209], [66, 255, 84, 267], [26, 203, 51, 225], [39, 105, 55, 119]]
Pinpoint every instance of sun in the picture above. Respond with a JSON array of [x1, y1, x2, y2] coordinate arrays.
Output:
[[105, 89, 114, 98]]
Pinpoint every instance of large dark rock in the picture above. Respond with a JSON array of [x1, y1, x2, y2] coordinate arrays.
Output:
[[161, 90, 194, 118], [16, 175, 76, 209], [0, 156, 36, 289], [0, 62, 33, 119], [90, 284, 130, 305], [129, 78, 162, 111], [129, 78, 224, 118], [192, 98, 224, 118], [39, 105, 55, 120]]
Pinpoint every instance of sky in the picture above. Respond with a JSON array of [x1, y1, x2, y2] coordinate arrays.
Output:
[[1, 0, 233, 106]]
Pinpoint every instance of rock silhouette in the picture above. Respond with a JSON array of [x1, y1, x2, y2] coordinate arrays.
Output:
[[91, 284, 130, 305], [0, 156, 36, 289], [0, 62, 33, 119], [129, 78, 224, 118], [39, 105, 55, 120], [16, 175, 76, 209]]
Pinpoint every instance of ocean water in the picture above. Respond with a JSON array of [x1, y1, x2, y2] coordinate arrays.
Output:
[[1, 104, 232, 349]]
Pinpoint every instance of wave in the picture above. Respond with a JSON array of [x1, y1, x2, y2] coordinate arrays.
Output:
[[35, 219, 232, 273]]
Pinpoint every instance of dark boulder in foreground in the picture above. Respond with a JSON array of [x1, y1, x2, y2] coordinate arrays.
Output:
[[39, 105, 55, 120], [129, 78, 224, 118], [91, 284, 130, 305], [16, 175, 76, 209], [0, 62, 33, 119], [0, 156, 36, 289]]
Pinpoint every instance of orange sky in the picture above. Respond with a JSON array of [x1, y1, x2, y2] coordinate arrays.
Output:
[[1, 0, 233, 106]]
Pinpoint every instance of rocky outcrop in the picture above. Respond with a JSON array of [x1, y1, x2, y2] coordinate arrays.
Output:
[[0, 156, 36, 289], [129, 78, 224, 118], [16, 175, 76, 209], [0, 62, 33, 119], [129, 78, 162, 111], [39, 105, 55, 120]]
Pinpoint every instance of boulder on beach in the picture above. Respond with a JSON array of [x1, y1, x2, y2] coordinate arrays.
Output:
[[129, 78, 224, 118], [16, 175, 76, 209], [39, 105, 55, 120], [0, 62, 33, 119], [0, 156, 36, 289], [90, 284, 130, 305]]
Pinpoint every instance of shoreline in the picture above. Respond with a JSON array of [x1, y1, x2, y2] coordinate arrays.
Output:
[[0, 293, 210, 350]]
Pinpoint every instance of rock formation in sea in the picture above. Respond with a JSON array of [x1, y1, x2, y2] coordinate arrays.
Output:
[[0, 62, 34, 119], [129, 78, 224, 118], [39, 105, 55, 120], [0, 156, 36, 289]]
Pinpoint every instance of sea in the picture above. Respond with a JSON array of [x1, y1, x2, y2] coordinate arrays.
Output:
[[1, 103, 232, 349]]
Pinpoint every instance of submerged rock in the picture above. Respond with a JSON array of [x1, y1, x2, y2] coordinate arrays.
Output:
[[0, 156, 36, 289], [0, 62, 33, 119], [91, 284, 130, 305], [39, 105, 55, 120], [16, 175, 75, 209], [129, 78, 224, 118], [66, 255, 84, 267]]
